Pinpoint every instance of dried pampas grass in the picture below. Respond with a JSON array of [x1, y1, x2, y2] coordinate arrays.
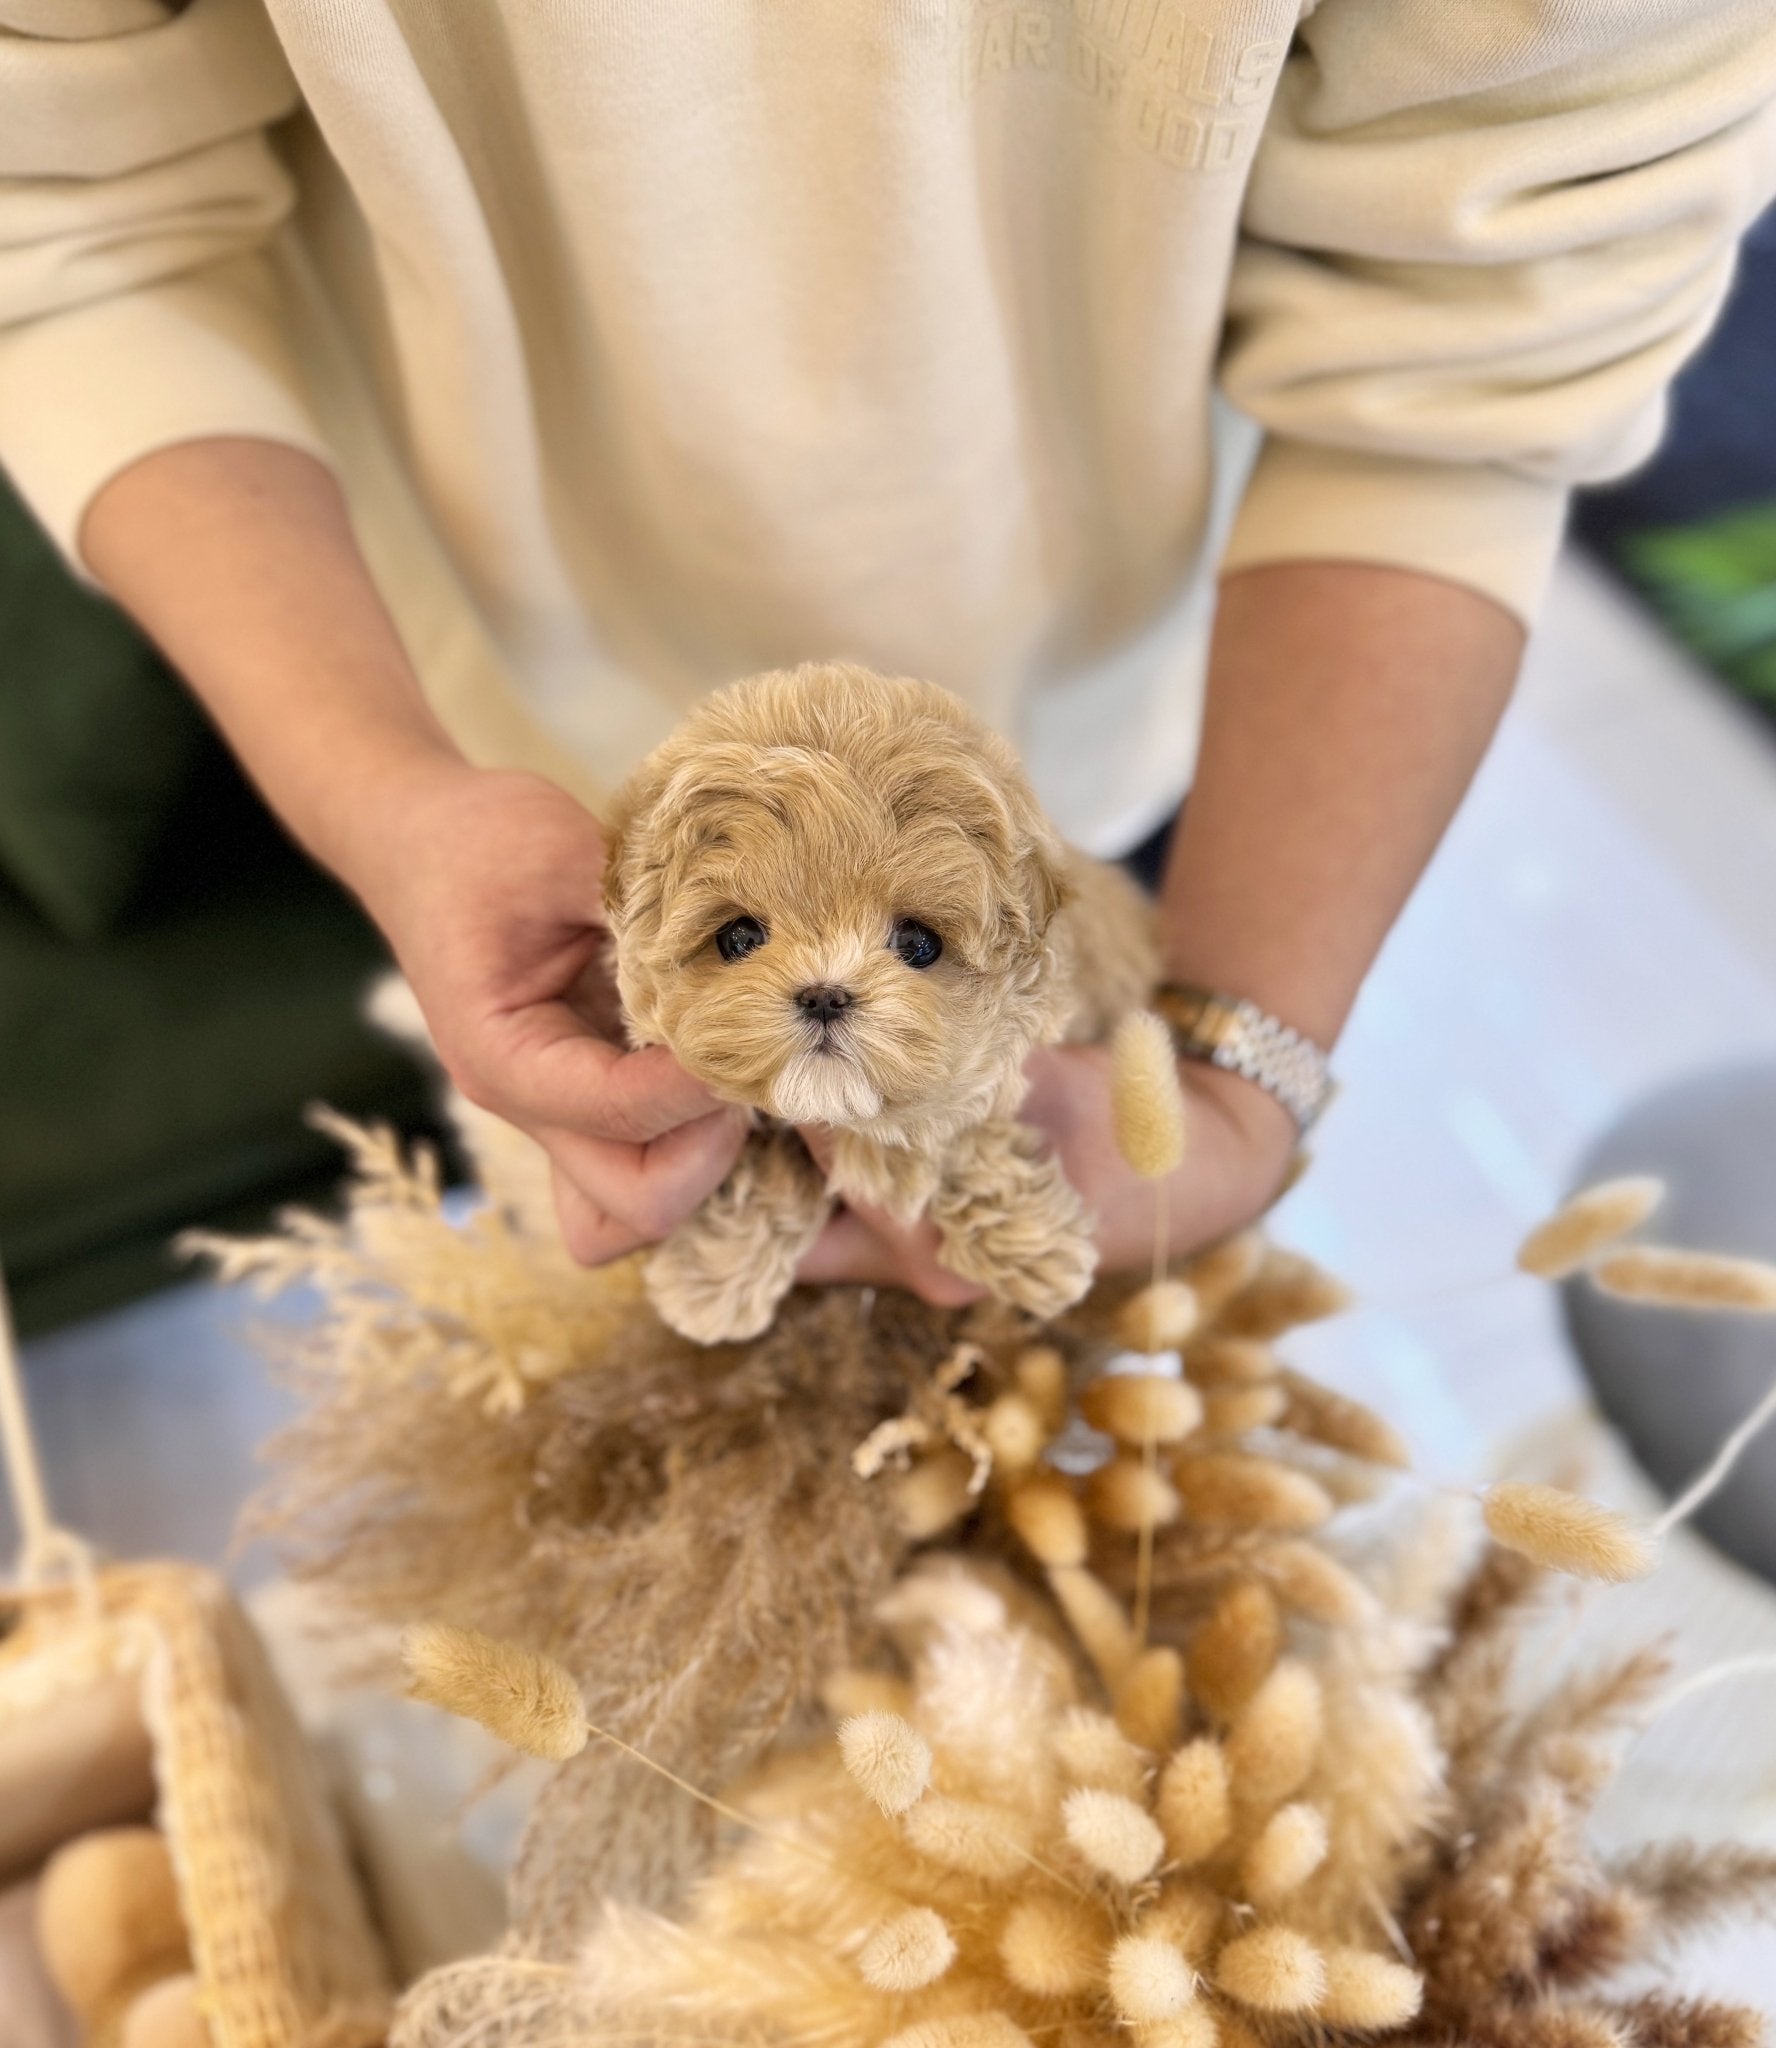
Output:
[[393, 1529, 1776, 2048], [221, 1104, 1776, 2048], [1398, 1539, 1776, 2044], [195, 1114, 970, 1930], [399, 1568, 1422, 2048]]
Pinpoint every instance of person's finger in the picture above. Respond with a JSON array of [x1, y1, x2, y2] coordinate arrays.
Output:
[[468, 1003, 724, 1141], [543, 1105, 748, 1240], [797, 1205, 986, 1308], [798, 1127, 837, 1178], [549, 1161, 652, 1268]]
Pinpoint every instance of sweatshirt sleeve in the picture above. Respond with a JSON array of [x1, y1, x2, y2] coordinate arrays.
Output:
[[1217, 0, 1776, 624], [0, 0, 329, 562]]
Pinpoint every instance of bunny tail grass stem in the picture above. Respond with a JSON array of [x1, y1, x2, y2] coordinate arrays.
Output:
[[1654, 1372, 1776, 1536], [583, 1719, 851, 1883], [1362, 1880, 1416, 1967], [1132, 1163, 1171, 1646], [1644, 1653, 1776, 1724], [1134, 1419, 1158, 1646], [405, 1620, 854, 1884]]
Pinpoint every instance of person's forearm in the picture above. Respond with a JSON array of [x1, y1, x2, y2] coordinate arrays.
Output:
[[1161, 560, 1525, 1049], [79, 437, 465, 900]]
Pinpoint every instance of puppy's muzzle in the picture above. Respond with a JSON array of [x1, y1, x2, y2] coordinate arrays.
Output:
[[794, 984, 854, 1028]]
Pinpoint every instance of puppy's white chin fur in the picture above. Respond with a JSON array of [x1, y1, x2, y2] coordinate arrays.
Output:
[[769, 1049, 884, 1128]]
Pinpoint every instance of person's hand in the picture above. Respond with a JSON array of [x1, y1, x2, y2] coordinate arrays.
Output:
[[795, 1045, 1297, 1304], [350, 758, 748, 1262]]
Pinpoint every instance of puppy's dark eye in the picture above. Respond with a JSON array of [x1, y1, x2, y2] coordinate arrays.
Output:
[[714, 915, 767, 962], [889, 918, 943, 970]]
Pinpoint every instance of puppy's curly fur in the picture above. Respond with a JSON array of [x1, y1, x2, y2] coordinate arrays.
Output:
[[604, 663, 1156, 1343]]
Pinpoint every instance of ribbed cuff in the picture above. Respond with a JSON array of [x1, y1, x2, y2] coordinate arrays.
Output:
[[1219, 436, 1572, 627], [0, 248, 330, 573]]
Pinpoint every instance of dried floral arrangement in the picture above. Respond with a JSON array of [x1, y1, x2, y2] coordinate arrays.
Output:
[[189, 1101, 1369, 1926], [393, 1522, 1776, 2048], [193, 1034, 1776, 2041]]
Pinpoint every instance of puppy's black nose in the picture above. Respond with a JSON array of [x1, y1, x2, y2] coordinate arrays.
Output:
[[795, 983, 854, 1024]]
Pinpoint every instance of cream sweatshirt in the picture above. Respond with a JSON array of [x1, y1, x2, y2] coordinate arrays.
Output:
[[2, 0, 1774, 846]]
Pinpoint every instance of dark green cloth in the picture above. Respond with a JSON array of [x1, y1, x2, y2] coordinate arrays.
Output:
[[0, 479, 209, 940], [0, 750, 439, 1335], [0, 473, 445, 1336]]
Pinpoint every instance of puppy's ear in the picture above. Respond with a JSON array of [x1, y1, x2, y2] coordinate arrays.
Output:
[[600, 820, 629, 925], [599, 752, 669, 938], [1019, 827, 1072, 938]]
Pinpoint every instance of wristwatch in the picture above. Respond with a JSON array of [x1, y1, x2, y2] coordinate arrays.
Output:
[[1152, 981, 1336, 1136]]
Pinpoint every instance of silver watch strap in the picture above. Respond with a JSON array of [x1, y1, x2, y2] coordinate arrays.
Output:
[[1152, 983, 1336, 1134]]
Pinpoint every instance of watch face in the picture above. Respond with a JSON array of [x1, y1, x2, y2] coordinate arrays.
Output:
[[1157, 985, 1235, 1051]]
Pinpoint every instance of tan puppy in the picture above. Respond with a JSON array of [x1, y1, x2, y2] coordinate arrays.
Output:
[[604, 663, 1157, 1343]]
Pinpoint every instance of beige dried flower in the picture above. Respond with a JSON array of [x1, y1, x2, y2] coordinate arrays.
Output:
[[1590, 1246, 1776, 1313], [1203, 1384, 1288, 1436], [1081, 1372, 1204, 1445], [1216, 1248, 1352, 1339], [999, 1895, 1105, 1995], [1115, 1647, 1187, 1753], [1482, 1482, 1658, 1583], [1053, 1707, 1150, 1798], [1277, 1370, 1409, 1468], [1013, 1345, 1070, 1433], [1241, 1801, 1328, 1905], [858, 1909, 957, 1991], [1225, 1660, 1322, 1806], [838, 1710, 933, 1813], [1062, 1786, 1167, 1883], [1214, 1926, 1327, 2012], [1134, 2010, 1219, 2048], [1316, 1945, 1423, 2026], [1517, 1176, 1665, 1278], [1183, 1337, 1279, 1387], [1250, 1541, 1376, 1626], [1111, 1011, 1188, 1179], [1107, 1933, 1199, 2020], [1182, 1232, 1266, 1320], [904, 1794, 1035, 1879], [891, 1449, 978, 1538], [1115, 1282, 1202, 1354], [1140, 1881, 1225, 1962], [1007, 1473, 1090, 1568], [1049, 1565, 1139, 1687], [1156, 1738, 1232, 1865], [401, 1622, 588, 1762], [1174, 1452, 1335, 1532], [982, 1392, 1048, 1476], [1086, 1455, 1183, 1533], [1188, 1579, 1282, 1722]]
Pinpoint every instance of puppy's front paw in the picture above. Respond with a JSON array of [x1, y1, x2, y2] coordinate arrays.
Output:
[[645, 1132, 830, 1345], [928, 1120, 1097, 1321], [646, 1234, 786, 1344]]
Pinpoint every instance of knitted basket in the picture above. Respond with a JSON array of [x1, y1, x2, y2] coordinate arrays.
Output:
[[0, 1261, 391, 2047]]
